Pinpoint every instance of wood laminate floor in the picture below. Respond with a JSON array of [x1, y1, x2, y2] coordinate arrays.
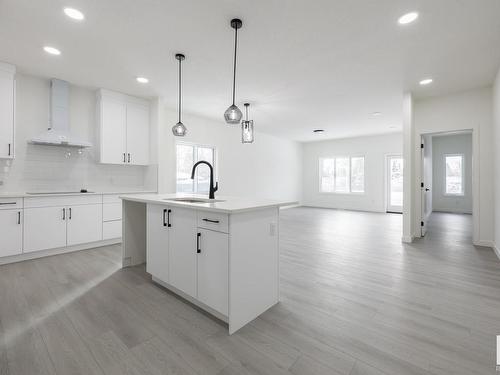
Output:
[[1, 208, 499, 375]]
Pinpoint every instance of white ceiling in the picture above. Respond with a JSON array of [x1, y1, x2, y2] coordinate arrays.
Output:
[[1, 0, 500, 142]]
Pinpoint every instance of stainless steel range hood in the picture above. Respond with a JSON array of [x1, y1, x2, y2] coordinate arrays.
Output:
[[29, 79, 92, 148]]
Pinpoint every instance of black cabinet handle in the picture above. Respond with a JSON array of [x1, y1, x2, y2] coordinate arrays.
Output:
[[167, 209, 172, 227], [202, 218, 220, 224], [197, 232, 201, 253], [0, 202, 16, 206], [62, 208, 66, 220], [128, 153, 131, 163], [8, 143, 11, 156], [123, 153, 126, 163], [17, 211, 21, 225], [163, 209, 167, 227], [69, 208, 72, 220]]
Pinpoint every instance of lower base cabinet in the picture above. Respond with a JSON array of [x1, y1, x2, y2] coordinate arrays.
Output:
[[0, 209, 23, 257], [67, 204, 103, 246], [168, 207, 197, 298], [197, 228, 228, 315], [147, 204, 169, 283], [146, 204, 229, 316], [24, 206, 67, 253]]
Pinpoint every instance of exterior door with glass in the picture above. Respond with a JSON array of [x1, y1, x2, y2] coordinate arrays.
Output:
[[386, 156, 404, 213]]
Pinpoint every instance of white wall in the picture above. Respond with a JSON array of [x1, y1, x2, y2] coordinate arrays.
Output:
[[431, 133, 472, 214], [302, 133, 402, 212], [0, 74, 151, 193], [493, 68, 500, 251], [412, 87, 494, 245], [157, 107, 303, 203]]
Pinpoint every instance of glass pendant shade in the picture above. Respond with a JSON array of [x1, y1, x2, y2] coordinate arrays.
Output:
[[241, 120, 254, 143], [172, 121, 187, 136], [173, 53, 187, 136], [224, 104, 243, 124]]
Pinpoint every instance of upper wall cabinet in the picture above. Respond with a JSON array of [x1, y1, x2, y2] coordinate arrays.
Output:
[[97, 89, 150, 166], [0, 62, 15, 159]]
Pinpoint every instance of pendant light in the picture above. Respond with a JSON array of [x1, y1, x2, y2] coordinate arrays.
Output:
[[172, 53, 187, 136], [241, 103, 254, 143], [224, 18, 243, 124]]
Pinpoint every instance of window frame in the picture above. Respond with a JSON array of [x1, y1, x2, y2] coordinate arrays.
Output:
[[318, 155, 365, 195], [443, 153, 465, 196], [175, 141, 217, 194]]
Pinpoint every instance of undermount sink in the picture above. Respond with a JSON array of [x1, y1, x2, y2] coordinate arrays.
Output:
[[163, 197, 226, 204]]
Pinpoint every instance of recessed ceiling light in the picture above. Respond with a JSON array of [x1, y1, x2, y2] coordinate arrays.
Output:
[[313, 129, 324, 133], [419, 78, 433, 85], [64, 7, 85, 20], [372, 112, 382, 116], [398, 12, 419, 25], [43, 46, 61, 55], [136, 77, 149, 84]]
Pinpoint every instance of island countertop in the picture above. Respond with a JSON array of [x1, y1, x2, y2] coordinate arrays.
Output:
[[120, 193, 298, 213]]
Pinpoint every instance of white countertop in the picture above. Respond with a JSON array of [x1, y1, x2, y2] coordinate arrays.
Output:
[[120, 193, 298, 213], [0, 190, 156, 198]]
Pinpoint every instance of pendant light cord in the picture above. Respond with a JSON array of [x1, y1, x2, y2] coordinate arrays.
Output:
[[232, 27, 238, 105], [245, 104, 249, 120], [178, 58, 182, 123]]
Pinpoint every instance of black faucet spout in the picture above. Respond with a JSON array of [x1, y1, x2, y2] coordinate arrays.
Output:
[[190, 161, 218, 199]]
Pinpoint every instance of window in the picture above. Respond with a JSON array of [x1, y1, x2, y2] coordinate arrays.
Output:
[[445, 154, 464, 195], [176, 143, 216, 194], [319, 156, 365, 193]]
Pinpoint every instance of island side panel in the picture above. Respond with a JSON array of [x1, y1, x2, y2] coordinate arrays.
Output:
[[122, 200, 147, 267], [228, 207, 279, 334]]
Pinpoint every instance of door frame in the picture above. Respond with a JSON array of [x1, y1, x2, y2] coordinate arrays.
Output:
[[385, 154, 403, 214], [415, 129, 477, 243]]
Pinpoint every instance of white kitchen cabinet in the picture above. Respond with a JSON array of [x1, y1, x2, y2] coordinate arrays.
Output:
[[168, 207, 198, 298], [125, 102, 150, 165], [0, 209, 23, 257], [146, 204, 170, 282], [197, 228, 229, 315], [99, 96, 127, 164], [24, 206, 67, 253], [97, 90, 150, 166], [0, 63, 15, 159], [67, 204, 103, 246]]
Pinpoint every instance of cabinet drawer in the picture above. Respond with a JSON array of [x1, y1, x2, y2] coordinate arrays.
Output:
[[24, 194, 102, 208], [197, 211, 229, 233], [103, 194, 121, 204], [0, 197, 23, 210], [103, 202, 122, 221], [103, 220, 122, 240]]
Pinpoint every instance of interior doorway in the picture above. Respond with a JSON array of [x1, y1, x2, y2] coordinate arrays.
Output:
[[419, 130, 473, 241], [386, 155, 403, 214]]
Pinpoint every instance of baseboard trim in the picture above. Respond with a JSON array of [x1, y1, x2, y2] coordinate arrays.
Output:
[[302, 205, 385, 214], [0, 238, 122, 265], [474, 240, 494, 248], [402, 235, 414, 243], [493, 242, 500, 261]]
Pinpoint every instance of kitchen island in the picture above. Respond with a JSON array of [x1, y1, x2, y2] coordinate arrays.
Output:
[[120, 193, 296, 334]]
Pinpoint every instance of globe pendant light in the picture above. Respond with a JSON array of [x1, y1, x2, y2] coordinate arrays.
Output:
[[172, 53, 187, 136], [224, 18, 243, 124], [241, 103, 254, 143]]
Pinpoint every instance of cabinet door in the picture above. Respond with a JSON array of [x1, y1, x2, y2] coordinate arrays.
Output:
[[168, 207, 197, 298], [0, 69, 14, 159], [100, 97, 127, 164], [126, 102, 149, 165], [67, 204, 103, 246], [197, 229, 229, 316], [24, 207, 67, 253], [0, 209, 23, 257], [146, 204, 169, 282]]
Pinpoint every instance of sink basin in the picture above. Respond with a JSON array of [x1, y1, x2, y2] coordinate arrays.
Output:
[[163, 197, 225, 204]]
